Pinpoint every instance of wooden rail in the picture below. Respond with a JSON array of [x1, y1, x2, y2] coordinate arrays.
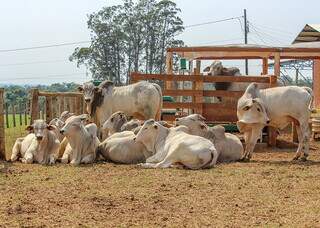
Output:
[[0, 88, 5, 159], [30, 89, 85, 123]]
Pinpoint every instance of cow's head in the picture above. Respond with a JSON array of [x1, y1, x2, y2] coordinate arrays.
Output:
[[209, 125, 226, 142], [203, 61, 223, 75], [49, 118, 65, 130], [78, 82, 98, 104], [102, 111, 127, 133], [237, 98, 269, 132], [134, 120, 166, 151], [175, 114, 207, 136], [60, 114, 88, 136], [26, 119, 55, 141]]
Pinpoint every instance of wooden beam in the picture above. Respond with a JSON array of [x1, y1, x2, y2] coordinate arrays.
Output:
[[313, 60, 320, 108], [274, 52, 280, 77], [38, 91, 82, 97], [262, 58, 268, 75], [0, 89, 5, 160], [203, 90, 243, 98], [30, 89, 39, 123], [165, 52, 174, 90], [163, 102, 202, 109]]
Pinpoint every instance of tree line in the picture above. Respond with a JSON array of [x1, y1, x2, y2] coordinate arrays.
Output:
[[70, 0, 184, 85]]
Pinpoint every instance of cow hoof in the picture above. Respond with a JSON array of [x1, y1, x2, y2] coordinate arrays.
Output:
[[292, 156, 300, 161], [300, 157, 307, 162], [239, 157, 250, 162]]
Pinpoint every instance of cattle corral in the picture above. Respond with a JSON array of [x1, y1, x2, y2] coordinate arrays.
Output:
[[1, 43, 320, 226]]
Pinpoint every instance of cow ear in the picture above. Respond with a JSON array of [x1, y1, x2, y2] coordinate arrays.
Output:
[[47, 125, 55, 131], [197, 114, 206, 121], [79, 114, 89, 121], [78, 86, 83, 92], [26, 125, 34, 132]]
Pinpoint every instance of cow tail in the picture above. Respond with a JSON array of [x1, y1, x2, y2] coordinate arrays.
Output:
[[303, 87, 314, 112], [153, 83, 163, 121]]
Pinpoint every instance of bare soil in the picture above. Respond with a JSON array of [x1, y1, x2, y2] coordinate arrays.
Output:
[[1, 141, 320, 227]]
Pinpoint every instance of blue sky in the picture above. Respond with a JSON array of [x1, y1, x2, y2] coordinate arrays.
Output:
[[0, 0, 318, 85]]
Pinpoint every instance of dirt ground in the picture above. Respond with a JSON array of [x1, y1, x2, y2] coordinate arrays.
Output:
[[1, 141, 320, 227]]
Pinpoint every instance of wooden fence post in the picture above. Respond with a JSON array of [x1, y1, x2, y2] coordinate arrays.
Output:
[[30, 89, 39, 123], [46, 97, 53, 123], [0, 88, 5, 160]]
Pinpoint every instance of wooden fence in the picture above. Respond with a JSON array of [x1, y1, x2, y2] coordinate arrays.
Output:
[[29, 89, 85, 123], [131, 72, 277, 122]]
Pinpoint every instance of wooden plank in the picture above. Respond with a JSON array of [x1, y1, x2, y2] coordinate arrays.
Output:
[[70, 97, 76, 113], [45, 97, 53, 123], [51, 96, 58, 119], [203, 75, 271, 83], [313, 60, 320, 108], [75, 97, 81, 115], [274, 52, 281, 77], [30, 89, 39, 123], [203, 90, 243, 98], [59, 96, 65, 115], [131, 73, 273, 83], [194, 60, 203, 114], [163, 102, 202, 109], [164, 90, 203, 96], [262, 58, 268, 75], [165, 52, 174, 90], [38, 91, 83, 97], [0, 88, 5, 160]]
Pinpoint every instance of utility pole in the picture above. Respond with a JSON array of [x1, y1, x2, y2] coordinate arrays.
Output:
[[244, 9, 249, 75]]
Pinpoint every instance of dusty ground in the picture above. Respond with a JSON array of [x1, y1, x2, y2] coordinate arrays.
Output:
[[1, 142, 320, 227]]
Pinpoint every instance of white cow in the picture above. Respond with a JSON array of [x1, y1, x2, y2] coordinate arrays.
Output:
[[102, 111, 142, 137], [11, 120, 59, 164], [175, 114, 243, 163], [60, 114, 100, 165], [97, 131, 151, 164], [79, 81, 162, 128], [237, 82, 313, 161], [134, 120, 218, 169]]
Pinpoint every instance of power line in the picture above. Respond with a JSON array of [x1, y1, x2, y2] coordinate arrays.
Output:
[[0, 73, 87, 82], [184, 16, 243, 29], [0, 41, 90, 53], [0, 59, 67, 67], [192, 37, 243, 46]]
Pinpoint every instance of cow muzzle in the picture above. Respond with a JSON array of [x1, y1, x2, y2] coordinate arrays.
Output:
[[84, 98, 91, 103], [60, 129, 65, 135], [36, 136, 43, 141], [133, 137, 136, 142]]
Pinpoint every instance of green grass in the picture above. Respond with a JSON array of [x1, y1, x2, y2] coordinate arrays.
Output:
[[4, 114, 30, 160]]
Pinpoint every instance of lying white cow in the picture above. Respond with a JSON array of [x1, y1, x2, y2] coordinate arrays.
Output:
[[175, 114, 243, 162], [60, 114, 100, 165], [97, 131, 151, 164], [237, 82, 313, 161], [134, 120, 218, 169], [79, 80, 162, 128], [11, 120, 59, 164], [102, 111, 142, 136]]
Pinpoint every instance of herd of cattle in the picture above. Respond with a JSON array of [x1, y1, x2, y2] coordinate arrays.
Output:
[[9, 65, 314, 169]]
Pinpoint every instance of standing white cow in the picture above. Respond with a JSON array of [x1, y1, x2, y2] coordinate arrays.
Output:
[[60, 114, 100, 165], [175, 114, 243, 163], [237, 82, 313, 161], [11, 120, 59, 164], [79, 81, 162, 128], [134, 120, 218, 169]]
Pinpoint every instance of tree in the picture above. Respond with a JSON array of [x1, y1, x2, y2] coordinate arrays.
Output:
[[70, 0, 184, 84]]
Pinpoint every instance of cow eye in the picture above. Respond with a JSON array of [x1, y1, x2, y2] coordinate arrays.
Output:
[[143, 128, 148, 130], [111, 118, 114, 122], [243, 106, 251, 111], [257, 108, 261, 112], [191, 119, 196, 121]]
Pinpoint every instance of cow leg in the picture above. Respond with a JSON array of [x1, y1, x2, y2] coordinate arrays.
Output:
[[22, 151, 34, 164], [300, 121, 310, 161], [11, 138, 23, 162], [139, 160, 172, 169], [241, 126, 262, 161], [293, 125, 303, 161]]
